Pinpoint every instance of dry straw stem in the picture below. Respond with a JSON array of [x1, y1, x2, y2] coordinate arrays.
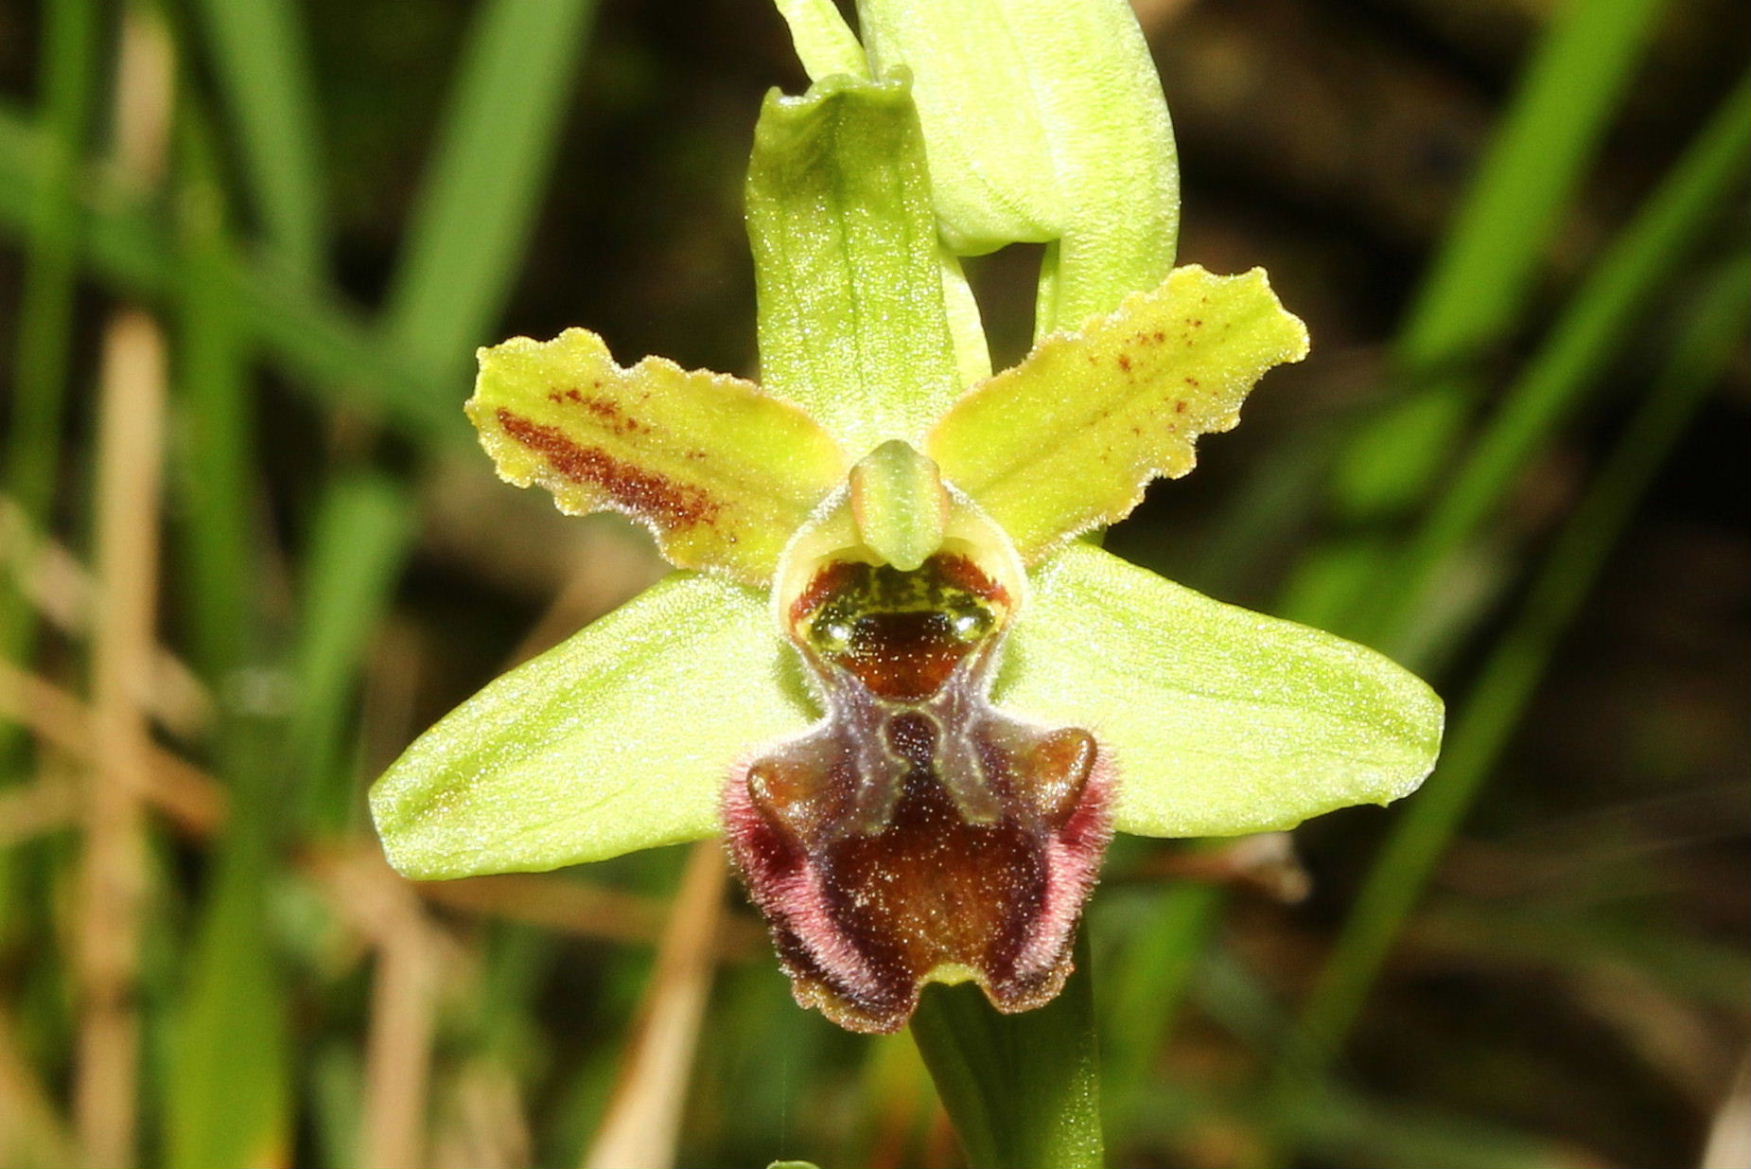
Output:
[[77, 306, 167, 1169], [418, 872, 766, 956], [1, 494, 213, 737], [73, 10, 176, 1160], [357, 923, 441, 1169], [0, 770, 78, 848], [583, 842, 729, 1169], [1702, 1055, 1751, 1169], [340, 847, 458, 1169], [0, 659, 225, 834]]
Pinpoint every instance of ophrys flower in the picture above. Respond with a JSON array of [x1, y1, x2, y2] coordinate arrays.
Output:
[[369, 75, 1442, 1034]]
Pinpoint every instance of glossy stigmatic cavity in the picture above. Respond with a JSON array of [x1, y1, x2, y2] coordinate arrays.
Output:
[[726, 508, 1113, 1033]]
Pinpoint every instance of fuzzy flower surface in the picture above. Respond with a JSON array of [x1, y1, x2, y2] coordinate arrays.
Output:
[[370, 51, 1441, 1033]]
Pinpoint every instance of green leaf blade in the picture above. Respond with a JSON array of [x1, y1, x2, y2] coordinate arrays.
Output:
[[998, 545, 1442, 838], [370, 573, 814, 879], [746, 73, 962, 458], [192, 0, 328, 279], [931, 265, 1308, 561], [384, 0, 601, 377], [469, 328, 847, 583]]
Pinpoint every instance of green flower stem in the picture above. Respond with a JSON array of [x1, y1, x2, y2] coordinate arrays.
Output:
[[910, 933, 1104, 1169]]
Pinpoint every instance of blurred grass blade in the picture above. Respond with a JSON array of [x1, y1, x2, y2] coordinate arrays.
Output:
[[164, 108, 291, 1169], [1281, 0, 1671, 630], [171, 114, 256, 681], [909, 935, 1104, 1169], [1369, 77, 1751, 654], [0, 104, 457, 440], [1336, 0, 1671, 515], [0, 0, 102, 697], [168, 713, 291, 1169], [294, 473, 417, 833], [190, 0, 326, 278], [1099, 883, 1221, 1132], [319, 0, 606, 840], [384, 0, 600, 376], [1294, 252, 1751, 1072], [1281, 1079, 1584, 1169], [1395, 0, 1669, 376]]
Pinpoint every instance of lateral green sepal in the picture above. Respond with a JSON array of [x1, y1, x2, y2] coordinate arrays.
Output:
[[369, 573, 815, 879], [995, 544, 1443, 837]]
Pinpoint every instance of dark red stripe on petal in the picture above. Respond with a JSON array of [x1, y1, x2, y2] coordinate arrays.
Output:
[[495, 408, 719, 527]]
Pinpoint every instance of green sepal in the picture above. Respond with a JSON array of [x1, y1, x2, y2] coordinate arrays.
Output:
[[746, 72, 963, 458], [930, 265, 1309, 562], [468, 327, 847, 584], [855, 0, 1178, 329], [369, 573, 815, 879], [996, 545, 1443, 837]]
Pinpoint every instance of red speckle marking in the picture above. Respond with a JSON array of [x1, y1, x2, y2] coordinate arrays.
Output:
[[1117, 354, 1133, 373], [496, 408, 718, 527], [547, 388, 654, 436]]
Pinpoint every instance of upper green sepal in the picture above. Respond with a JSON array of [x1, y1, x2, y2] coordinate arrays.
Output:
[[772, 0, 869, 80], [998, 545, 1442, 837], [746, 71, 963, 458], [369, 572, 814, 879]]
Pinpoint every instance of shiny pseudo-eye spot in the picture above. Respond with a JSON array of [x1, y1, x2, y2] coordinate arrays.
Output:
[[792, 552, 1013, 701], [726, 548, 1113, 1034]]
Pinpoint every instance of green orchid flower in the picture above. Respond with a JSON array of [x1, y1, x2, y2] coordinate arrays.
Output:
[[369, 67, 1441, 1035]]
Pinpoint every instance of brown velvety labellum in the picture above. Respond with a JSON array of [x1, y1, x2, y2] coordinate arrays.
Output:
[[725, 552, 1113, 1033]]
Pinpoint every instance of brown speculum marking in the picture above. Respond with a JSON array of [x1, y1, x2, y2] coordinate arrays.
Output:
[[725, 552, 1113, 1033]]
